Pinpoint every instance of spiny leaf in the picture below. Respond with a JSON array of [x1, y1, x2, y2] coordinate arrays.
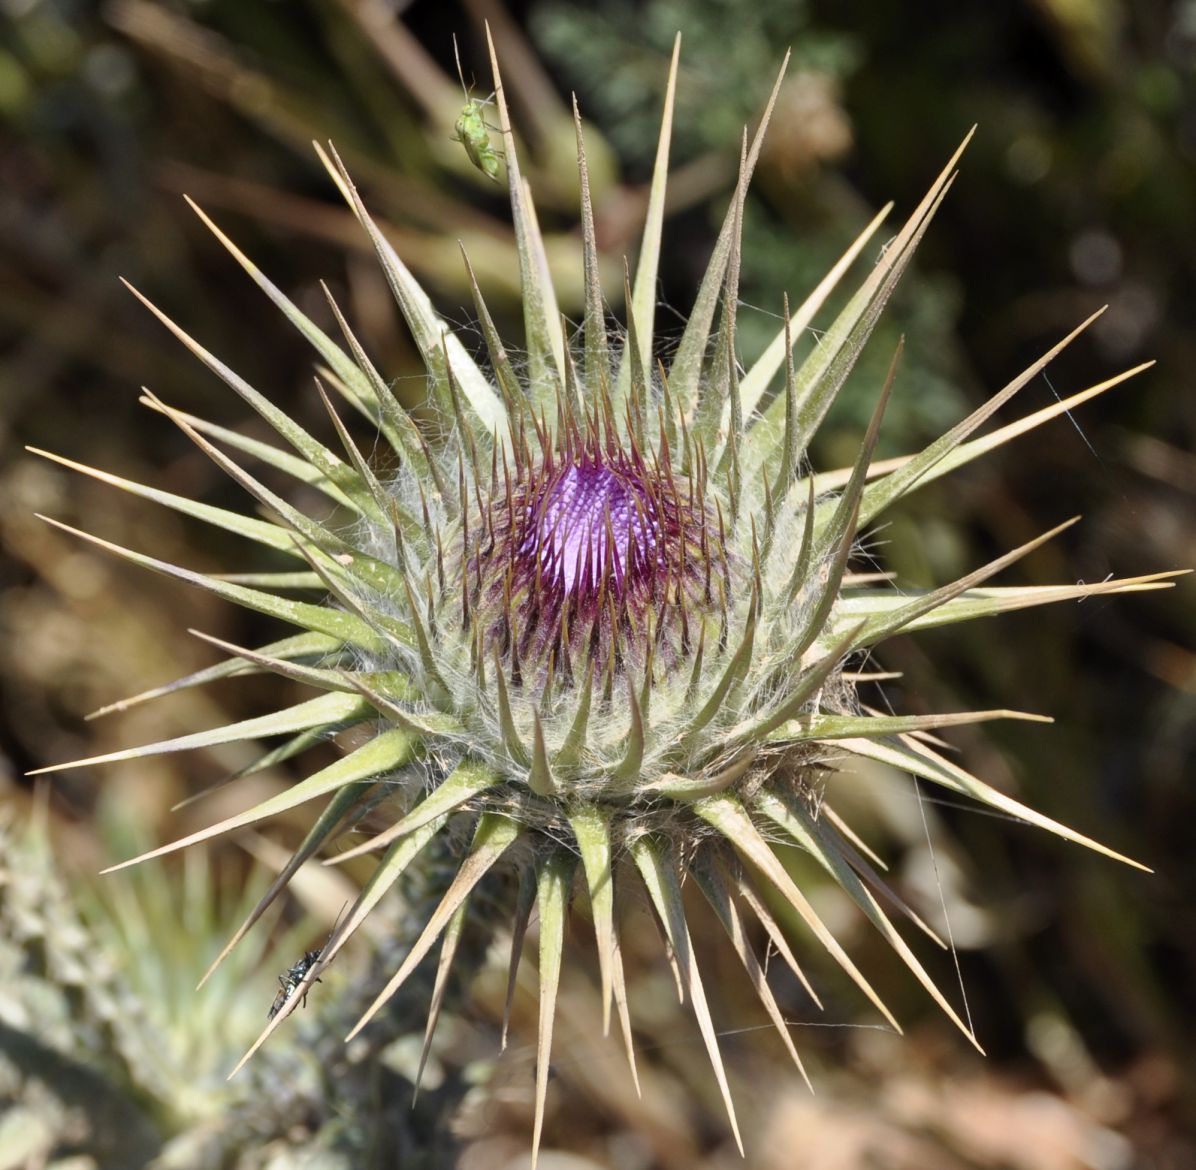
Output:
[[31, 690, 372, 778], [782, 348, 897, 657], [768, 294, 800, 511], [742, 622, 865, 743], [755, 187, 939, 484], [833, 572, 1184, 635], [574, 95, 611, 398], [778, 476, 816, 607], [739, 201, 892, 421], [123, 279, 377, 512], [620, 261, 649, 440], [816, 809, 946, 944], [704, 132, 749, 454], [693, 858, 811, 1088], [199, 782, 368, 988], [414, 902, 468, 1103], [461, 245, 526, 413], [841, 734, 1151, 871], [755, 791, 981, 1050], [27, 447, 297, 553], [502, 869, 538, 1049], [909, 362, 1155, 498], [671, 52, 790, 417], [185, 197, 395, 438], [85, 631, 340, 721], [850, 518, 1080, 647], [329, 756, 502, 864], [568, 804, 615, 1035], [101, 728, 417, 875], [726, 861, 822, 1007], [319, 281, 427, 468], [808, 337, 900, 557], [234, 725, 344, 777], [615, 32, 680, 407], [339, 670, 462, 738], [35, 515, 384, 651], [138, 394, 357, 511], [855, 310, 1114, 526], [822, 802, 890, 871], [147, 391, 402, 593], [188, 629, 413, 702], [696, 792, 901, 1032], [178, 723, 358, 811], [609, 935, 641, 1095], [765, 708, 1051, 746], [630, 835, 743, 1156], [746, 131, 975, 478], [286, 534, 414, 652], [214, 571, 324, 589], [485, 22, 565, 395], [532, 853, 574, 1170], [315, 380, 394, 520], [230, 809, 444, 1078], [346, 813, 521, 1040], [313, 818, 446, 977], [317, 142, 506, 434]]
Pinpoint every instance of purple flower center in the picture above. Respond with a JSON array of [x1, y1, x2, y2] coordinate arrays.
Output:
[[466, 439, 722, 684], [526, 463, 657, 596]]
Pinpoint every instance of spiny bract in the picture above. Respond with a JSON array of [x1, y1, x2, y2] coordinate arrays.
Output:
[[34, 31, 1176, 1163]]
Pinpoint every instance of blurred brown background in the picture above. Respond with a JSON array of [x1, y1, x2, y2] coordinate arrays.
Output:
[[1, 1, 1194, 1167]]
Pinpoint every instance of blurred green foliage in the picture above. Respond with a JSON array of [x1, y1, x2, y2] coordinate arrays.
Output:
[[532, 0, 858, 164]]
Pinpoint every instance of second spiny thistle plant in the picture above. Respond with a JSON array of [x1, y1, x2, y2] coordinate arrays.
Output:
[[32, 30, 1180, 1162]]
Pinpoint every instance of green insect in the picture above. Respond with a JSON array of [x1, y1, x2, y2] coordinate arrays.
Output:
[[452, 35, 502, 182]]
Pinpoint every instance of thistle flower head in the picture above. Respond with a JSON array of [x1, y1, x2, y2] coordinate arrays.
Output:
[[32, 29, 1178, 1164]]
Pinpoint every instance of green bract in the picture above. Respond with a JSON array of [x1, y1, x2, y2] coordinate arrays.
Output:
[[34, 30, 1176, 1164]]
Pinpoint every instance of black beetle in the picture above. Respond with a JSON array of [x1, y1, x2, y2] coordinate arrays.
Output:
[[268, 949, 322, 1020]]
